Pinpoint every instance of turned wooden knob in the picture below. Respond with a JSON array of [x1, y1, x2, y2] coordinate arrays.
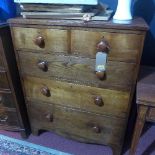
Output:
[[97, 38, 110, 53], [94, 96, 104, 107], [41, 87, 51, 97], [45, 113, 53, 122], [92, 125, 101, 133], [38, 61, 48, 72], [96, 71, 105, 80], [34, 36, 45, 48]]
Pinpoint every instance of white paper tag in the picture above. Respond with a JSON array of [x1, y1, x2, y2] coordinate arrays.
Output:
[[95, 52, 107, 72]]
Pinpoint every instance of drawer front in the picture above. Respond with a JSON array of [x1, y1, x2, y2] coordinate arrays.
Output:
[[12, 27, 144, 63], [0, 107, 19, 127], [0, 71, 10, 89], [12, 27, 69, 53], [28, 101, 127, 145], [23, 76, 130, 118], [18, 51, 136, 90], [71, 30, 144, 62], [0, 92, 15, 108]]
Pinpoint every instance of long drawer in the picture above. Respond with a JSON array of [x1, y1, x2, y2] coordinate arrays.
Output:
[[23, 76, 130, 118], [18, 51, 136, 90], [12, 27, 144, 62], [27, 101, 127, 145]]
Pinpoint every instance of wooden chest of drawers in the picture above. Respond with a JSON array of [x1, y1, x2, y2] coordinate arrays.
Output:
[[9, 18, 148, 154], [0, 23, 30, 137]]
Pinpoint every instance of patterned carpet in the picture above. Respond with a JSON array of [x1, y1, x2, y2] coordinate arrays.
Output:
[[0, 134, 71, 155], [0, 123, 155, 155]]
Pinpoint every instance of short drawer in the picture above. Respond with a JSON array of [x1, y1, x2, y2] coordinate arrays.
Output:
[[27, 101, 127, 145], [0, 92, 15, 108], [0, 71, 10, 89], [19, 51, 136, 90], [24, 76, 130, 118], [0, 107, 19, 127], [71, 29, 144, 62], [12, 27, 69, 53]]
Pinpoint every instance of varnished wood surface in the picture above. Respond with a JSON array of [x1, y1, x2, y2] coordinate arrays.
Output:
[[0, 24, 30, 137], [23, 76, 130, 118], [9, 17, 148, 153], [12, 27, 144, 62], [8, 17, 149, 31], [28, 101, 127, 146], [18, 51, 136, 91], [137, 66, 155, 105], [12, 27, 69, 53], [130, 105, 148, 155]]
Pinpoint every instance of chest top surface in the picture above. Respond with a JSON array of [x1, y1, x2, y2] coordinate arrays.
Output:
[[8, 17, 148, 31]]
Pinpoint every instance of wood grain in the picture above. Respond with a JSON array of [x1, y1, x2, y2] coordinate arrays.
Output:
[[23, 76, 130, 118], [18, 51, 136, 90], [8, 17, 149, 31], [12, 27, 144, 62], [71, 30, 144, 62], [130, 105, 148, 155], [27, 101, 127, 146], [8, 17, 148, 154], [12, 27, 69, 53]]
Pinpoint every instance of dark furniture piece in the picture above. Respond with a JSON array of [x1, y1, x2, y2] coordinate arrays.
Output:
[[9, 17, 148, 154], [130, 66, 155, 155], [0, 23, 30, 138]]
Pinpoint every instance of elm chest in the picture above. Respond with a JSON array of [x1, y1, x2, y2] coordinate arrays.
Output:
[[9, 18, 148, 154], [0, 23, 30, 137]]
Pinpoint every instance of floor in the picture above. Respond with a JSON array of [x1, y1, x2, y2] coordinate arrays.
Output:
[[0, 123, 155, 155]]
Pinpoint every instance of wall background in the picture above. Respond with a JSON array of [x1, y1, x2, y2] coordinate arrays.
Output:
[[0, 0, 155, 66], [0, 0, 16, 21]]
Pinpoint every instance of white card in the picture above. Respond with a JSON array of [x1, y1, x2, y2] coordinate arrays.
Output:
[[95, 52, 107, 72]]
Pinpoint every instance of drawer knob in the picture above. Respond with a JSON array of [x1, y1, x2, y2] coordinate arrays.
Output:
[[41, 87, 51, 97], [92, 125, 101, 133], [96, 70, 105, 80], [45, 113, 53, 122], [34, 36, 45, 48], [38, 61, 48, 72], [96, 38, 110, 53], [94, 96, 104, 107]]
